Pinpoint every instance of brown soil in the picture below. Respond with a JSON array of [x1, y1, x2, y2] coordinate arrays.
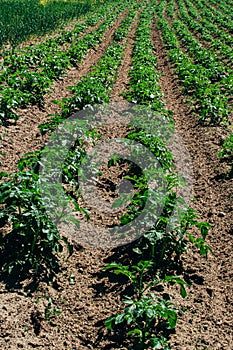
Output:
[[110, 17, 137, 101], [0, 4, 232, 350], [173, 0, 179, 19]]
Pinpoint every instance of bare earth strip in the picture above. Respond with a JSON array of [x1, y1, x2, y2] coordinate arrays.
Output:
[[110, 15, 137, 102]]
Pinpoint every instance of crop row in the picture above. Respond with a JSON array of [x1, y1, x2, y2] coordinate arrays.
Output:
[[166, 0, 176, 18], [180, 0, 233, 63], [103, 2, 211, 349], [0, 0, 143, 282], [0, 0, 131, 125], [191, 0, 233, 32], [156, 6, 232, 125], [0, 1, 221, 348]]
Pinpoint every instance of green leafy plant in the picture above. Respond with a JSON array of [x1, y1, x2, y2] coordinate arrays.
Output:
[[44, 297, 62, 322], [104, 260, 188, 299], [105, 294, 175, 350], [219, 133, 233, 176], [104, 260, 154, 299], [0, 171, 72, 279]]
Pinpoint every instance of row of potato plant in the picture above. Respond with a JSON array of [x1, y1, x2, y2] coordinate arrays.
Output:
[[179, 0, 233, 64], [166, 0, 176, 18], [0, 0, 131, 125], [39, 3, 142, 133], [156, 11, 232, 125], [182, 0, 199, 18], [103, 3, 211, 349], [192, 0, 233, 32], [0, 0, 142, 283], [165, 0, 233, 177]]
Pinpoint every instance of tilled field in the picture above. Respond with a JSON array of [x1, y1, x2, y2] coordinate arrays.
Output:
[[0, 0, 232, 349]]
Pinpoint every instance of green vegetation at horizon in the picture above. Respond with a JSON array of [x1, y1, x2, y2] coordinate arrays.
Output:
[[0, 0, 114, 48]]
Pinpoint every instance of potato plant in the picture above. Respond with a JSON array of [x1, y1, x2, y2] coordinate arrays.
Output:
[[1, 0, 229, 348], [157, 14, 231, 125], [0, 0, 131, 124], [219, 133, 233, 177], [103, 3, 212, 348]]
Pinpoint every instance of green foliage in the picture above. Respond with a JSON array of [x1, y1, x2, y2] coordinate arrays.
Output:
[[104, 260, 154, 299], [105, 294, 176, 350], [104, 260, 188, 300], [219, 134, 233, 159], [0, 171, 72, 278], [103, 4, 213, 347], [157, 12, 232, 125], [44, 297, 62, 322], [0, 0, 131, 124], [219, 133, 233, 176], [0, 0, 219, 344], [0, 0, 114, 48]]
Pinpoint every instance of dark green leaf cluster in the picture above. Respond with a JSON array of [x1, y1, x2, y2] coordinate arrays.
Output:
[[0, 171, 71, 279]]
